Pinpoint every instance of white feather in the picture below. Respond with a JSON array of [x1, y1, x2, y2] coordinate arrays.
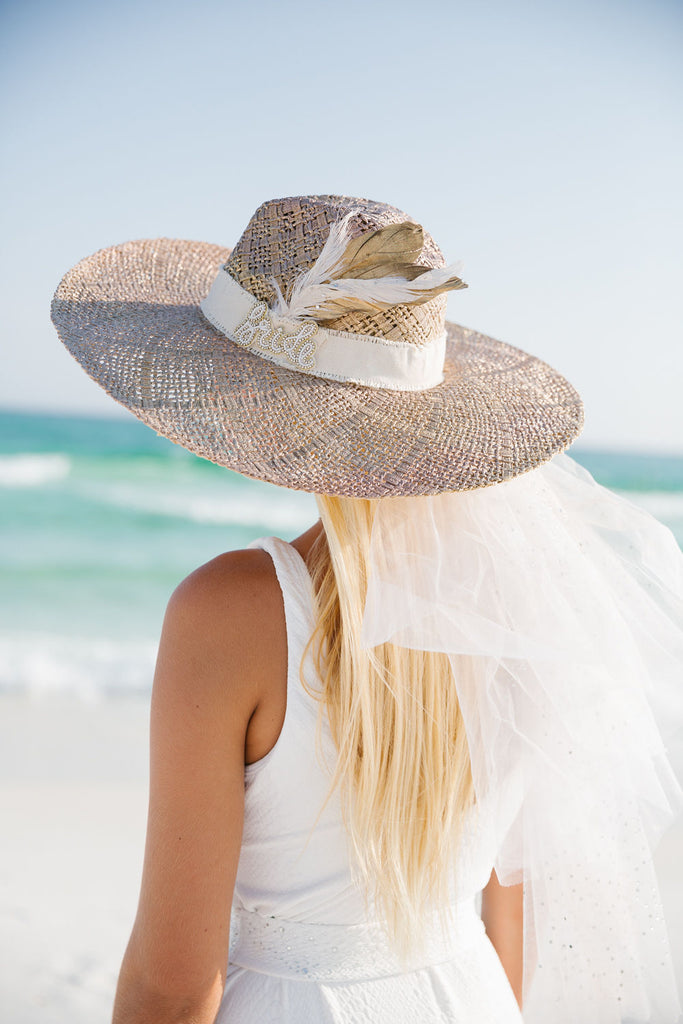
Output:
[[285, 264, 465, 319], [272, 210, 359, 317], [268, 276, 289, 313], [271, 212, 465, 320]]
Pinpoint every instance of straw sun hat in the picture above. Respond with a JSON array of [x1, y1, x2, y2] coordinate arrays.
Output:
[[51, 194, 583, 497]]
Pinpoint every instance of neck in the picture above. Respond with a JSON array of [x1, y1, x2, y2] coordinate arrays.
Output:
[[291, 519, 323, 571]]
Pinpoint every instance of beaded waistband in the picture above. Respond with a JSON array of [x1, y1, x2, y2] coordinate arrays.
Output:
[[228, 901, 485, 983]]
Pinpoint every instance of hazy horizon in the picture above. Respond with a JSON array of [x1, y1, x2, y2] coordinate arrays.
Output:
[[1, 0, 682, 453]]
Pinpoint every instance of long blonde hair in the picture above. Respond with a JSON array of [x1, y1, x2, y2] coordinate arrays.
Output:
[[304, 494, 475, 958]]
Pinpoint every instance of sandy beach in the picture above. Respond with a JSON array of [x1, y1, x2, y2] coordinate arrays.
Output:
[[1, 694, 682, 1023], [0, 696, 148, 1024]]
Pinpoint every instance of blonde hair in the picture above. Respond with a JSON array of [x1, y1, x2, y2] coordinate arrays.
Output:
[[304, 495, 475, 959]]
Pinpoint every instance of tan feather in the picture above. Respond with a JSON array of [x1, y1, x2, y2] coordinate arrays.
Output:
[[277, 212, 467, 322], [308, 295, 386, 320], [348, 262, 431, 282], [307, 268, 468, 321], [337, 222, 425, 280]]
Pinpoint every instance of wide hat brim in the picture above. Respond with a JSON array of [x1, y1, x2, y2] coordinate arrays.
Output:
[[51, 237, 584, 498]]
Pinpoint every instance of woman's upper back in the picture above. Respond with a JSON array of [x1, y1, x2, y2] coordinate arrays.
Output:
[[234, 536, 370, 923], [232, 536, 498, 926]]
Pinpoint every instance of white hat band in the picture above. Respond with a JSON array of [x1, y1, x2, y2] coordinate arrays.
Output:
[[200, 268, 446, 392]]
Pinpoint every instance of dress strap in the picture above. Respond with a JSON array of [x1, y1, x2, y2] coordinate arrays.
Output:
[[249, 536, 315, 622], [247, 535, 317, 680]]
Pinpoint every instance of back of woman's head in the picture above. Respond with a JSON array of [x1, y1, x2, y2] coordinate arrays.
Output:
[[305, 495, 475, 960]]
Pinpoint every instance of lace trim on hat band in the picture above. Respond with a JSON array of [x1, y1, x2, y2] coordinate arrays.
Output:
[[200, 267, 446, 391]]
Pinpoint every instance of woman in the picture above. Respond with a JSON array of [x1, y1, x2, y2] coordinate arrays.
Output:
[[52, 195, 683, 1023]]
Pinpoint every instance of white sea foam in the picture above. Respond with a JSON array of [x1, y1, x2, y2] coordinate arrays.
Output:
[[93, 480, 683, 538], [0, 633, 157, 698], [0, 453, 71, 487], [89, 482, 318, 532]]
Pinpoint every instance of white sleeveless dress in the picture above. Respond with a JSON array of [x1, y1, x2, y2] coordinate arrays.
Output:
[[215, 536, 524, 1024]]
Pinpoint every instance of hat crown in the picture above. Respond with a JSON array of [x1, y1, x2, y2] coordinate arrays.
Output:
[[224, 195, 448, 347]]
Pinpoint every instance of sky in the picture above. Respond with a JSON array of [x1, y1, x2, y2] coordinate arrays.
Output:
[[1, 0, 682, 452]]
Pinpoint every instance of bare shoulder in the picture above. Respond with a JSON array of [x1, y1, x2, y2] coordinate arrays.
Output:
[[121, 550, 286, 1020], [155, 547, 285, 716], [169, 547, 281, 630]]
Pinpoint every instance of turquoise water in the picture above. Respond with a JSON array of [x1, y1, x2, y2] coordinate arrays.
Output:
[[1, 409, 682, 696]]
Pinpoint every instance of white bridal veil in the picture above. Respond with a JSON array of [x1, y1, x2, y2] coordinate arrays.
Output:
[[361, 454, 683, 1024]]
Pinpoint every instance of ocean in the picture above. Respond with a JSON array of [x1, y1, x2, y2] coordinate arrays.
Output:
[[2, 408, 682, 699]]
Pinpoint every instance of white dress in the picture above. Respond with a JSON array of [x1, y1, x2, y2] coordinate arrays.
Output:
[[215, 536, 524, 1024]]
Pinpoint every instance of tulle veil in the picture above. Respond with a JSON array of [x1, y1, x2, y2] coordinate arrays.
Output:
[[360, 453, 683, 1024]]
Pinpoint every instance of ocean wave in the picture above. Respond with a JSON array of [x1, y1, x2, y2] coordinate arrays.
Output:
[[89, 482, 317, 532], [89, 480, 683, 535], [0, 453, 71, 487], [0, 633, 157, 698]]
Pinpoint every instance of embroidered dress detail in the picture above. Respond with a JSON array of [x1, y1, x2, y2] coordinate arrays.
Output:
[[228, 903, 486, 983]]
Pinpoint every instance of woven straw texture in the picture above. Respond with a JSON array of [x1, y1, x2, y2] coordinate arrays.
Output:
[[226, 195, 447, 346], [51, 195, 584, 497]]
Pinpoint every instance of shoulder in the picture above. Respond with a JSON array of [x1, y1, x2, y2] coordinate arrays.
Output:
[[168, 546, 281, 631], [155, 546, 285, 717], [124, 550, 286, 1013]]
